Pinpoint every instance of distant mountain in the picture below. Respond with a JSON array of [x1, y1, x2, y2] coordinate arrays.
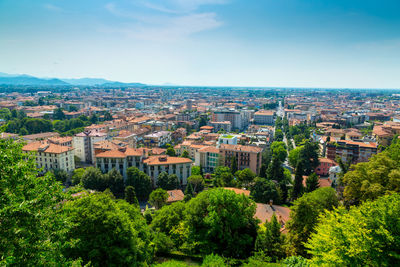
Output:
[[61, 78, 114, 86], [0, 75, 69, 86], [0, 72, 146, 87]]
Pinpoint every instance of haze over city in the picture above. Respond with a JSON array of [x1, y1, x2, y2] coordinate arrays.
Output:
[[1, 0, 400, 88]]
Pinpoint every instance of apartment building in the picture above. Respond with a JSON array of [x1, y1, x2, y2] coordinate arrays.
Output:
[[96, 149, 192, 186], [219, 144, 263, 175], [143, 131, 171, 148], [326, 139, 377, 164], [209, 121, 232, 132], [212, 110, 245, 130], [195, 146, 220, 173], [254, 110, 275, 125], [73, 129, 107, 164], [23, 140, 75, 173]]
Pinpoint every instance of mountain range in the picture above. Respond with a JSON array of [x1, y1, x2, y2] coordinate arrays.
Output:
[[0, 72, 146, 87]]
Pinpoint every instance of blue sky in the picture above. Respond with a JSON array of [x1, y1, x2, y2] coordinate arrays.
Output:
[[0, 0, 399, 88]]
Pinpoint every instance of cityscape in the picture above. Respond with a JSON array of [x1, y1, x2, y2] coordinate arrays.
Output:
[[1, 0, 399, 266]]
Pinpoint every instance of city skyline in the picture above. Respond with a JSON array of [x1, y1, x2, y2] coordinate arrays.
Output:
[[1, 0, 400, 88]]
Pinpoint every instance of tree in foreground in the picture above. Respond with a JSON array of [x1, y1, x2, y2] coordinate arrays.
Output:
[[286, 187, 338, 256], [184, 188, 258, 258], [187, 174, 205, 193], [149, 188, 169, 210], [236, 168, 256, 188], [341, 147, 400, 205], [250, 177, 280, 204], [306, 193, 400, 266], [0, 138, 70, 265], [255, 214, 285, 262], [63, 192, 151, 266]]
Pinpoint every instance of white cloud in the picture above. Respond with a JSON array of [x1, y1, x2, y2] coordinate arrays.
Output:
[[141, 0, 228, 14], [103, 1, 225, 41], [43, 3, 62, 12]]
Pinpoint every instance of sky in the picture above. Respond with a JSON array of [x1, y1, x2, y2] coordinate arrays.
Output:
[[1, 0, 400, 88]]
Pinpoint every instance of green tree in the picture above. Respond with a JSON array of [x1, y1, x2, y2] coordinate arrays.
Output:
[[305, 173, 319, 193], [259, 163, 267, 178], [0, 138, 70, 265], [236, 168, 256, 188], [52, 169, 69, 184], [181, 150, 190, 158], [19, 127, 28, 135], [288, 146, 303, 169], [274, 129, 284, 142], [250, 177, 280, 204], [231, 156, 238, 174], [202, 254, 226, 266], [286, 187, 338, 256], [149, 188, 169, 209], [271, 141, 287, 162], [89, 113, 98, 124], [53, 108, 65, 120], [306, 193, 400, 266], [126, 167, 153, 200], [214, 166, 236, 187], [81, 167, 106, 191], [103, 111, 113, 121], [266, 156, 285, 182], [157, 171, 178, 190], [63, 192, 151, 266], [187, 174, 205, 193], [255, 214, 285, 262], [151, 201, 186, 247], [341, 149, 400, 205], [292, 161, 305, 200], [184, 182, 194, 201], [299, 140, 319, 175], [191, 165, 201, 175], [184, 188, 258, 258], [71, 168, 85, 185], [104, 168, 124, 198], [125, 185, 139, 206], [166, 146, 176, 156]]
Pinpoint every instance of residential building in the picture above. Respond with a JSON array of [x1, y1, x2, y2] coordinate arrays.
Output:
[[73, 129, 107, 164], [22, 140, 75, 173], [195, 146, 220, 173], [315, 158, 337, 176], [96, 150, 192, 186], [219, 144, 263, 175], [209, 121, 232, 132], [143, 131, 171, 147], [254, 110, 275, 125], [218, 134, 239, 145], [326, 139, 377, 164]]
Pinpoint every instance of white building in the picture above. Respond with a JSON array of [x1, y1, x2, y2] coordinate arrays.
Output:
[[96, 149, 192, 186], [23, 140, 75, 173], [329, 165, 342, 182], [218, 134, 239, 145], [73, 130, 107, 164]]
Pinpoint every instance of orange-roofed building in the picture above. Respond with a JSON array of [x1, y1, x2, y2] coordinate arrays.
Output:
[[315, 158, 337, 176], [23, 140, 75, 173], [166, 189, 185, 203]]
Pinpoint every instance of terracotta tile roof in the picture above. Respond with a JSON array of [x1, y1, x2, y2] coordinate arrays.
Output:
[[95, 149, 127, 158], [255, 203, 291, 226], [143, 155, 192, 165], [151, 148, 166, 155], [219, 144, 262, 153], [93, 140, 121, 151], [166, 189, 185, 203], [198, 146, 220, 153], [23, 141, 73, 154], [255, 110, 275, 116], [48, 136, 73, 144]]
